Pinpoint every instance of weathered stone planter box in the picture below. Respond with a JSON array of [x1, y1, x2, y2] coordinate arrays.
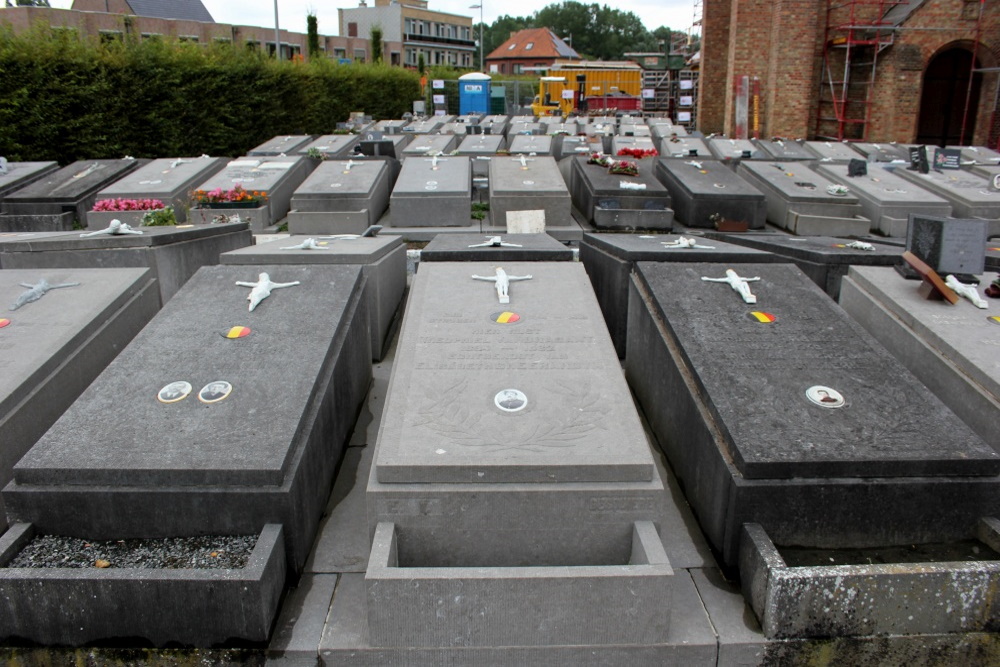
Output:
[[366, 521, 672, 648], [0, 523, 286, 646], [741, 520, 1000, 639]]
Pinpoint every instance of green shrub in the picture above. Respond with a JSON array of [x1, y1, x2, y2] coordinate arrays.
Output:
[[0, 23, 421, 163]]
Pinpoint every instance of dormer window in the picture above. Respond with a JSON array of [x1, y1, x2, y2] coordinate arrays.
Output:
[[525, 42, 533, 50], [508, 43, 517, 50]]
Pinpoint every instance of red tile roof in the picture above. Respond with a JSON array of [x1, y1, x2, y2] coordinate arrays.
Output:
[[486, 27, 580, 61]]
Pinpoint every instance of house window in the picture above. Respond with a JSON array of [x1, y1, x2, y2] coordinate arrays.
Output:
[[334, 48, 346, 58], [525, 42, 533, 50], [391, 51, 401, 65], [348, 22, 358, 37], [354, 48, 366, 62], [513, 64, 523, 74], [507, 43, 516, 50], [99, 30, 123, 43]]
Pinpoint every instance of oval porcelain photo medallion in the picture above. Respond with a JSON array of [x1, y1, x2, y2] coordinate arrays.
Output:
[[198, 380, 233, 404], [494, 389, 528, 413], [806, 385, 846, 408], [157, 381, 192, 404]]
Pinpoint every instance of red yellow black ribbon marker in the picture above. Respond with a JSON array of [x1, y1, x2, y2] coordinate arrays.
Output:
[[221, 326, 251, 339], [0, 318, 10, 329], [491, 311, 520, 324], [748, 311, 776, 323], [989, 316, 1000, 326]]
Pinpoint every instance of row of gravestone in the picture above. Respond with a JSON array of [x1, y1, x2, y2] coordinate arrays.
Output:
[[0, 219, 996, 653], [4, 146, 1000, 245]]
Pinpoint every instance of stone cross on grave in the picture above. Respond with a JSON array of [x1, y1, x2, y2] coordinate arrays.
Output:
[[235, 272, 301, 312], [514, 155, 535, 170], [701, 269, 761, 304], [280, 238, 328, 251], [468, 236, 522, 249], [423, 154, 443, 170], [80, 220, 144, 237], [340, 160, 356, 173], [471, 267, 532, 304], [10, 279, 80, 311]]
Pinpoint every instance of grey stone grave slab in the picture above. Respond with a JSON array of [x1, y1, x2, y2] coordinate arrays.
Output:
[[298, 135, 361, 158], [650, 122, 688, 140], [840, 265, 999, 451], [707, 137, 764, 160], [5, 263, 372, 573], [893, 167, 1000, 236], [0, 161, 58, 202], [755, 139, 815, 161], [489, 155, 571, 229], [611, 135, 659, 157], [456, 134, 506, 177], [287, 159, 392, 233], [0, 159, 142, 232], [508, 135, 553, 155], [714, 232, 904, 298], [320, 570, 718, 664], [801, 140, 867, 162], [740, 520, 1000, 639], [543, 120, 579, 135], [568, 156, 673, 230], [420, 233, 572, 262], [0, 521, 286, 646], [88, 156, 228, 226], [969, 162, 1000, 183], [248, 135, 314, 156], [659, 136, 711, 159], [0, 267, 158, 527], [579, 232, 783, 358], [616, 123, 651, 137], [367, 263, 672, 631], [400, 134, 459, 159], [481, 116, 509, 136], [850, 142, 910, 162], [736, 161, 867, 235], [220, 235, 405, 361], [188, 156, 313, 231], [359, 134, 411, 160], [373, 119, 409, 134], [389, 156, 471, 227], [815, 162, 953, 237], [402, 119, 444, 134], [625, 261, 1000, 568], [949, 145, 1000, 167], [654, 158, 767, 229], [905, 215, 988, 275], [509, 121, 542, 135], [438, 122, 469, 135], [553, 135, 593, 161], [0, 222, 252, 305]]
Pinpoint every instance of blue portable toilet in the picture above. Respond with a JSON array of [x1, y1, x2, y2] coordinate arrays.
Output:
[[459, 72, 491, 115]]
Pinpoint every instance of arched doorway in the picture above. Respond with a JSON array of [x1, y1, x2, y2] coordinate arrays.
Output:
[[916, 47, 982, 146]]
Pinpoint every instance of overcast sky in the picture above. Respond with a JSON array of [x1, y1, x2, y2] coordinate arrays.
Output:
[[48, 1, 697, 36]]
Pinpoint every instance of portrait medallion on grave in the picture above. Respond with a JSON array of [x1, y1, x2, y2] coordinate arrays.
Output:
[[221, 325, 252, 339], [157, 381, 192, 404], [494, 388, 528, 412], [747, 311, 776, 323], [0, 318, 9, 329], [199, 380, 233, 404], [491, 311, 521, 324]]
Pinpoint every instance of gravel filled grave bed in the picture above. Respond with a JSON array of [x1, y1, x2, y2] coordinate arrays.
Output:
[[5, 534, 257, 569]]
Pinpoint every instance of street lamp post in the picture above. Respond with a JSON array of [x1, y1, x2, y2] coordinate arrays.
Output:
[[469, 3, 483, 71], [273, 0, 281, 60]]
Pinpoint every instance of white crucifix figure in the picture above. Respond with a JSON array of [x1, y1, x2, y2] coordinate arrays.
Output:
[[424, 154, 442, 170], [684, 160, 703, 170], [945, 275, 988, 309], [235, 272, 301, 312], [468, 236, 522, 249], [844, 240, 875, 251], [514, 154, 535, 170], [10, 279, 80, 311], [662, 237, 715, 250], [701, 269, 761, 304], [280, 238, 327, 250], [341, 160, 356, 173], [471, 267, 532, 304], [80, 219, 144, 237]]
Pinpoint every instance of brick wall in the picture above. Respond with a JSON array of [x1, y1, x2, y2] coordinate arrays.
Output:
[[700, 0, 1000, 143]]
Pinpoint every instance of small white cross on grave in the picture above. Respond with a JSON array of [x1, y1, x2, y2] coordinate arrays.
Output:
[[471, 267, 532, 304], [514, 154, 535, 170], [701, 269, 761, 304]]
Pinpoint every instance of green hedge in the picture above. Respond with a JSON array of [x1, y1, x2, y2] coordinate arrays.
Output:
[[0, 24, 421, 163]]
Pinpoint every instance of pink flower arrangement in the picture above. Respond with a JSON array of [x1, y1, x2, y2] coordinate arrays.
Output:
[[616, 147, 659, 159], [92, 198, 166, 212], [191, 184, 267, 206]]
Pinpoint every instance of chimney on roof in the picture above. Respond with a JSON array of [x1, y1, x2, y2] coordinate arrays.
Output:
[[359, 0, 367, 6]]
